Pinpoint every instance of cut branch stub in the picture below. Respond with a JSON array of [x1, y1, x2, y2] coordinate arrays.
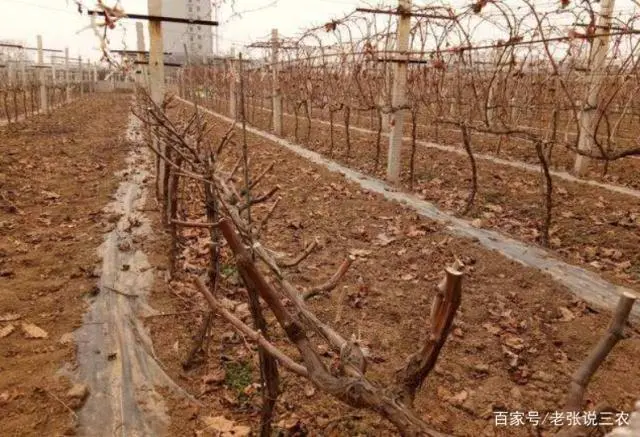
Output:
[[395, 265, 463, 406], [565, 291, 637, 412]]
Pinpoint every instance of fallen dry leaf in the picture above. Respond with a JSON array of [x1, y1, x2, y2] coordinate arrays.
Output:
[[201, 415, 234, 433], [203, 369, 226, 385], [199, 415, 252, 437], [448, 390, 468, 406], [502, 334, 525, 351], [22, 323, 48, 339], [485, 203, 503, 213], [406, 226, 426, 238], [230, 425, 251, 437], [59, 332, 74, 345], [482, 322, 501, 336], [502, 346, 520, 368], [0, 324, 16, 338], [349, 248, 372, 258], [401, 273, 416, 281], [304, 384, 316, 397], [602, 248, 623, 261], [41, 190, 61, 200], [0, 313, 20, 322], [375, 233, 396, 246], [558, 306, 575, 322]]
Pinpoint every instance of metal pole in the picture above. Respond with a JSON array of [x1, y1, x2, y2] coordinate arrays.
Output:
[[574, 0, 616, 175], [271, 29, 282, 135], [386, 0, 411, 183]]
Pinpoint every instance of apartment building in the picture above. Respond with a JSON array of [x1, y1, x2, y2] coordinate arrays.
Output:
[[161, 0, 213, 63]]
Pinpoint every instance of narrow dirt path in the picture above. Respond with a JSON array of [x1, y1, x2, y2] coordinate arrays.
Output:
[[0, 94, 132, 435]]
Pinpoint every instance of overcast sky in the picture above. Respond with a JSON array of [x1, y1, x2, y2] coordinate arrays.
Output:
[[0, 0, 637, 64], [0, 0, 394, 62]]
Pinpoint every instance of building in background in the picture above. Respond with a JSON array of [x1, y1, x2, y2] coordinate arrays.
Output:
[[162, 0, 214, 64]]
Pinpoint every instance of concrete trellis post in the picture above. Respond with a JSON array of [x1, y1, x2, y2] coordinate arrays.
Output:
[[36, 35, 48, 113], [386, 0, 412, 183], [148, 0, 167, 197], [183, 43, 191, 101], [574, 0, 616, 176], [19, 51, 26, 91], [228, 47, 237, 118], [380, 38, 392, 131], [79, 56, 84, 96], [64, 48, 71, 103], [135, 22, 147, 85], [92, 63, 97, 91], [8, 62, 15, 89], [271, 28, 282, 136], [8, 62, 15, 120], [148, 0, 166, 106], [87, 59, 93, 91]]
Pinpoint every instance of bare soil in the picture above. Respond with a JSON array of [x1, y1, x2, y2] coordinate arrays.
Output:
[[0, 88, 70, 124], [0, 93, 132, 436], [228, 102, 640, 292], [143, 102, 640, 436], [3, 92, 637, 436], [220, 96, 640, 190]]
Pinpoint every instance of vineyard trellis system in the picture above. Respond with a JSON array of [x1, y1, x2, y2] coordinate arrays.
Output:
[[0, 40, 99, 124], [58, 0, 640, 435], [133, 83, 638, 436], [175, 0, 640, 250]]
